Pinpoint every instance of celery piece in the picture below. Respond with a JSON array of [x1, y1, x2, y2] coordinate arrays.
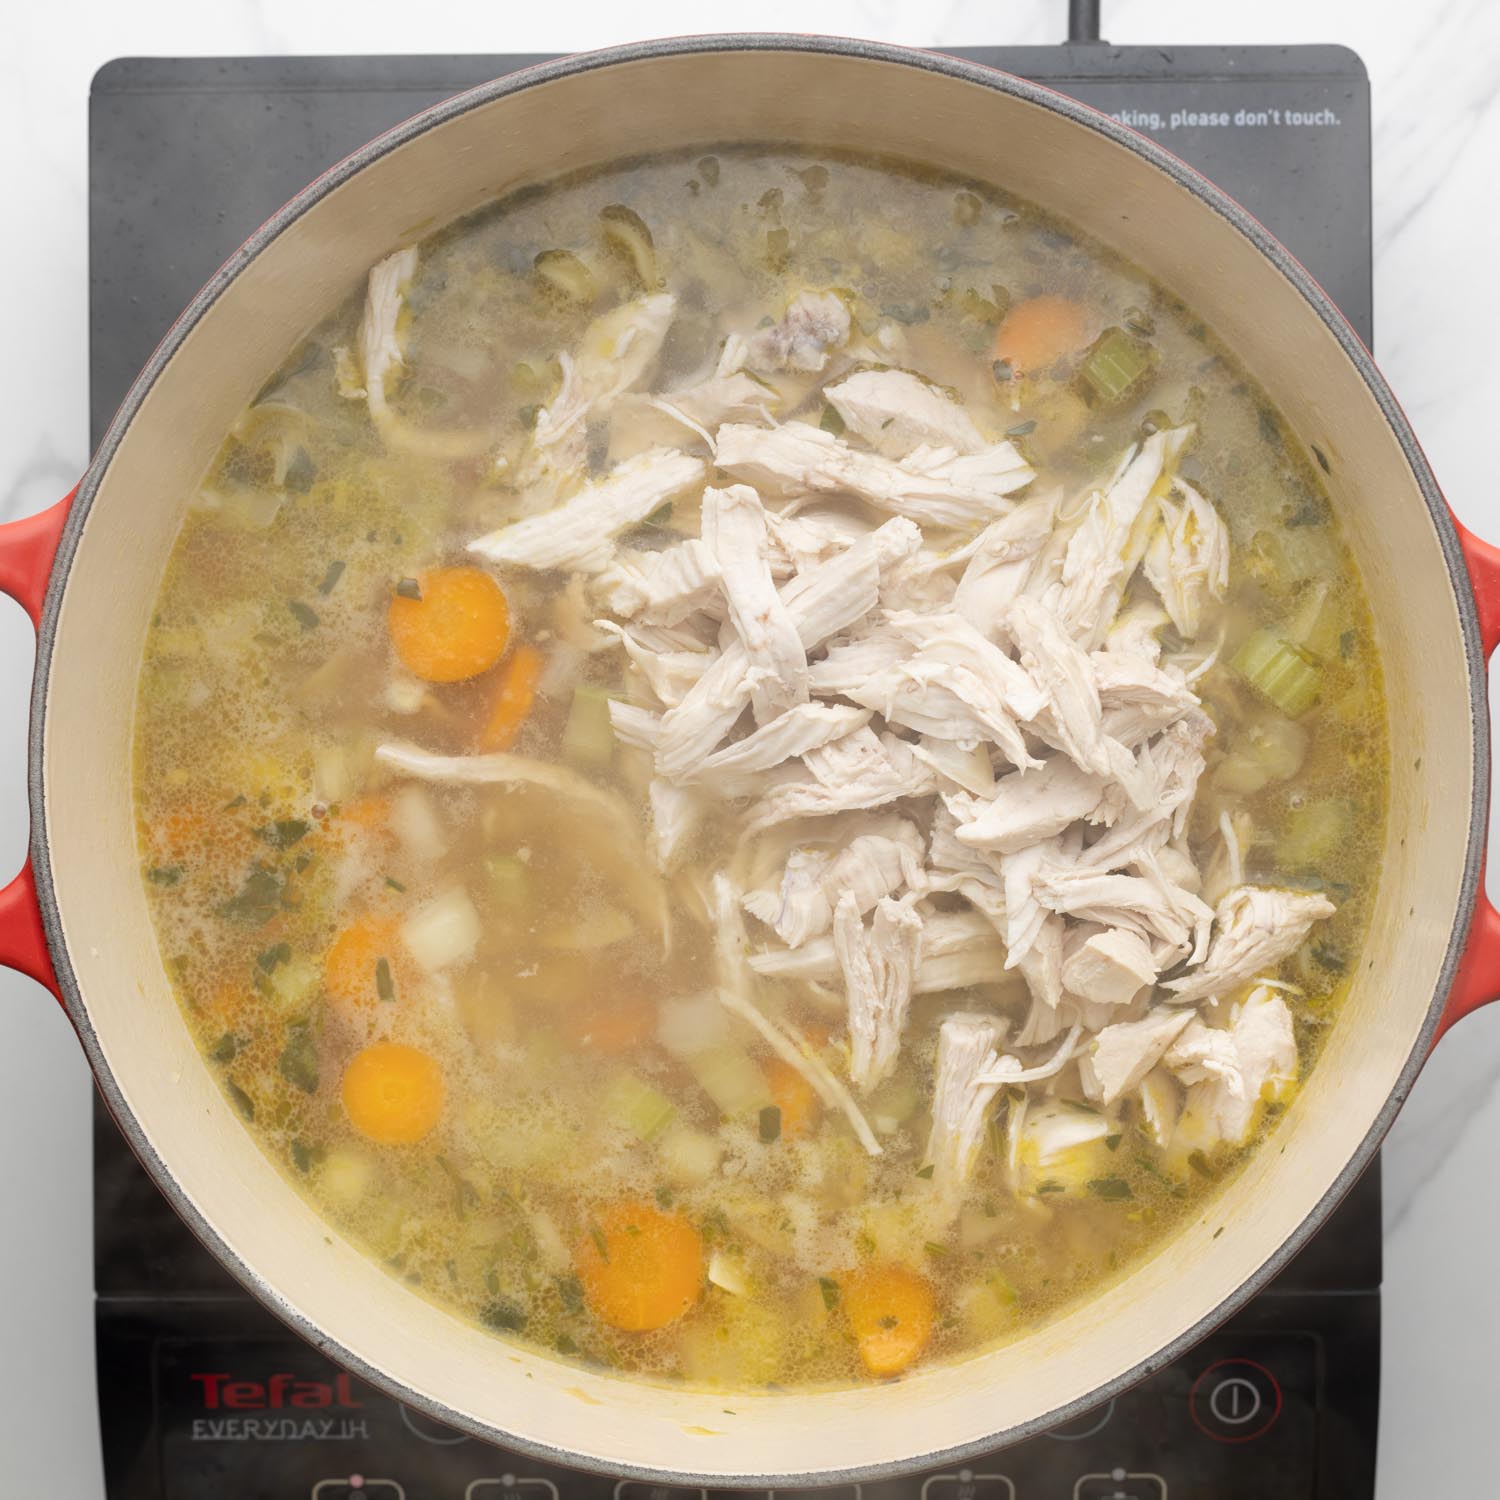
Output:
[[600, 204, 659, 289], [604, 1072, 676, 1142], [1231, 629, 1322, 717], [561, 684, 617, 770], [533, 249, 597, 306], [688, 1045, 774, 1118], [485, 853, 530, 907], [1079, 328, 1155, 404]]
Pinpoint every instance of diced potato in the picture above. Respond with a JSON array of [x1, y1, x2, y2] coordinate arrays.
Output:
[[657, 1126, 725, 1186], [320, 1146, 374, 1209]]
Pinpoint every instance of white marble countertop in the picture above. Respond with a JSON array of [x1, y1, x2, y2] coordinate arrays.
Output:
[[2, 0, 1497, 1493]]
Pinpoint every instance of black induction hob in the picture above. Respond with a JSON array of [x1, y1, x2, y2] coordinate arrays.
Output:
[[88, 43, 1378, 1500]]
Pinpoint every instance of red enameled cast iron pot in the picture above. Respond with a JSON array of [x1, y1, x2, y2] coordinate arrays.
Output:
[[6, 34, 1500, 1486]]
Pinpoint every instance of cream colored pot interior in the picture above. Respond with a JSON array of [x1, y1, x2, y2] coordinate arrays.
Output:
[[41, 47, 1473, 1480]]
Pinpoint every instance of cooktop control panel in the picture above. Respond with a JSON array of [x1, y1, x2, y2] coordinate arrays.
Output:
[[96, 1287, 1374, 1499]]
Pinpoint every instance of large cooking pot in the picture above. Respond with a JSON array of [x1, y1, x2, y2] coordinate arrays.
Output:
[[7, 33, 1500, 1484]]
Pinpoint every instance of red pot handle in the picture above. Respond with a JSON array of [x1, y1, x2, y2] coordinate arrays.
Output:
[[0, 489, 76, 1001], [1437, 517, 1500, 1043]]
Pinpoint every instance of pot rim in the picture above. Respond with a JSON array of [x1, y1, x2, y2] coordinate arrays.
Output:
[[32, 31, 1487, 1485]]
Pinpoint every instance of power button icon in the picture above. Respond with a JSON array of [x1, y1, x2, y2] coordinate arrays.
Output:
[[1189, 1358, 1283, 1443]]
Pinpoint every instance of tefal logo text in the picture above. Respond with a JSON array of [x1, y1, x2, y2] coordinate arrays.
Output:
[[189, 1372, 362, 1410]]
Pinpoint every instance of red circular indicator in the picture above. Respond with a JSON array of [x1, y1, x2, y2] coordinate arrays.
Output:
[[1188, 1357, 1283, 1443]]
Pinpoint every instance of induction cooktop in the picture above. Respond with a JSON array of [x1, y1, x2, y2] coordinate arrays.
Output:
[[88, 37, 1378, 1500]]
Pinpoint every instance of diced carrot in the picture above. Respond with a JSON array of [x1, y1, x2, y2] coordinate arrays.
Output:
[[337, 793, 393, 831], [992, 295, 1094, 375], [575, 1199, 704, 1332], [323, 915, 410, 1021], [479, 644, 544, 752], [839, 1263, 936, 1377], [562, 988, 658, 1055], [341, 1041, 445, 1144], [387, 566, 511, 684], [763, 1056, 819, 1140]]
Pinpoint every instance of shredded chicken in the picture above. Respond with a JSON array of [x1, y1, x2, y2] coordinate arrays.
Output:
[[826, 369, 987, 458], [835, 893, 923, 1092], [924, 1013, 1009, 1192], [1165, 886, 1336, 1003], [742, 290, 852, 373]]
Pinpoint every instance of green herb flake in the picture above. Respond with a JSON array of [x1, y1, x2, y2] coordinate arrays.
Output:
[[288, 599, 319, 630], [991, 358, 1013, 383], [219, 866, 284, 925], [819, 404, 846, 436], [556, 1275, 585, 1314], [555, 1333, 579, 1356], [923, 1240, 950, 1258], [1006, 419, 1037, 437], [208, 1032, 239, 1064], [654, 1185, 676, 1209], [226, 1081, 255, 1121], [316, 560, 346, 596], [914, 1163, 935, 1180], [256, 818, 309, 850], [256, 941, 292, 974], [480, 1299, 528, 1333], [1104, 1133, 1123, 1153], [290, 1138, 322, 1174], [1186, 1149, 1220, 1181], [589, 1224, 609, 1262], [384, 875, 407, 893], [375, 956, 396, 1003], [818, 1276, 840, 1311], [395, 577, 423, 601], [223, 794, 247, 811], [1086, 1177, 1133, 1202], [277, 1022, 319, 1094], [1035, 1180, 1065, 1196], [759, 1104, 782, 1143]]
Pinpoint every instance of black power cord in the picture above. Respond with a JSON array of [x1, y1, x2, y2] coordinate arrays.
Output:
[[1068, 0, 1104, 43]]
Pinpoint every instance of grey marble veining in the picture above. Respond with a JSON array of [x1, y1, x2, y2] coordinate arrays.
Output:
[[0, 2, 1497, 1495]]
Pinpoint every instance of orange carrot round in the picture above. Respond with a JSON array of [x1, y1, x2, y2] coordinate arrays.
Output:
[[763, 1056, 819, 1140], [575, 1200, 704, 1332], [387, 566, 510, 683], [992, 295, 1093, 375], [479, 643, 544, 751], [323, 915, 409, 1021], [341, 1041, 444, 1144], [840, 1263, 936, 1377]]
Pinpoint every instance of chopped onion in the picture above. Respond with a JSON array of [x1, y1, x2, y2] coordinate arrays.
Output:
[[656, 992, 732, 1058], [401, 886, 481, 973], [707, 1249, 752, 1297], [389, 784, 446, 863]]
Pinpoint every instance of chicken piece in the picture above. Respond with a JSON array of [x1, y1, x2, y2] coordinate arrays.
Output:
[[1014, 913, 1068, 1042], [655, 369, 779, 432], [595, 540, 723, 624], [743, 847, 835, 947], [763, 505, 872, 576], [355, 248, 494, 459], [977, 1024, 1086, 1088], [1033, 865, 1213, 955], [531, 293, 677, 454], [1033, 425, 1194, 648], [951, 493, 1061, 634], [1137, 1066, 1180, 1147], [1077, 1007, 1194, 1107], [714, 420, 1034, 530], [1168, 987, 1299, 1147], [648, 779, 705, 869], [471, 448, 705, 573], [998, 835, 1064, 966], [1092, 650, 1199, 748], [909, 736, 996, 797], [924, 1013, 1010, 1193], [825, 369, 986, 458], [744, 290, 851, 373], [1164, 885, 1336, 1003], [1010, 1095, 1112, 1197], [1062, 927, 1159, 1009], [747, 728, 937, 830], [607, 700, 662, 751], [654, 518, 922, 780], [949, 757, 1109, 854], [1105, 600, 1170, 662], [593, 620, 712, 710], [691, 703, 873, 795], [710, 873, 882, 1156], [1143, 481, 1230, 639], [750, 908, 1001, 994], [700, 485, 808, 723], [1202, 811, 1254, 909], [1007, 594, 1122, 779], [835, 892, 923, 1092]]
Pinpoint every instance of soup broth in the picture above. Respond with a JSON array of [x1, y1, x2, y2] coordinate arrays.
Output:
[[133, 147, 1387, 1389]]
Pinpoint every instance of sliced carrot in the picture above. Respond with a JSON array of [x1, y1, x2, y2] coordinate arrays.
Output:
[[387, 566, 511, 684], [562, 988, 658, 1055], [763, 1056, 819, 1140], [992, 295, 1094, 375], [341, 1041, 445, 1144], [336, 793, 393, 831], [323, 915, 411, 1021], [839, 1263, 936, 1377], [575, 1199, 704, 1332], [479, 643, 544, 752]]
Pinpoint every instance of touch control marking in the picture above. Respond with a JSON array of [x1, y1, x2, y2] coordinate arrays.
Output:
[[311, 1480, 406, 1499], [1072, 1472, 1167, 1500], [466, 1479, 561, 1500], [921, 1470, 1017, 1499], [1208, 1375, 1262, 1426]]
